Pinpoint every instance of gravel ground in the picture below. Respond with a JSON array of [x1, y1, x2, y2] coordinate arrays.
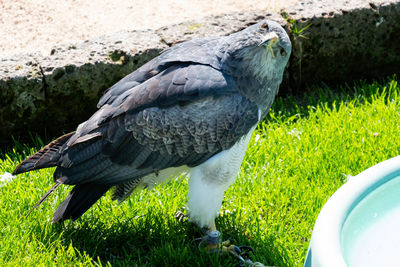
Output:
[[1, 0, 298, 57]]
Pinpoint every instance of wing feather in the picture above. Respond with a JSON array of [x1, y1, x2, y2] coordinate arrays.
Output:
[[97, 37, 226, 107], [54, 63, 258, 186]]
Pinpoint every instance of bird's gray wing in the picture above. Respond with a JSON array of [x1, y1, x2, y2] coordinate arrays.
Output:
[[97, 37, 226, 107], [54, 63, 258, 186]]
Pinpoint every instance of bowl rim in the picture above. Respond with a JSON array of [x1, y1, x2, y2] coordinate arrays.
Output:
[[304, 155, 400, 267]]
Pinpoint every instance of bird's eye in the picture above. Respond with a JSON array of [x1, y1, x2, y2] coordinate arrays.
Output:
[[261, 23, 268, 29], [279, 47, 286, 56]]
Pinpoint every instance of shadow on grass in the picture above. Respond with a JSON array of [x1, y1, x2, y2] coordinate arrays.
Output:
[[34, 210, 291, 266]]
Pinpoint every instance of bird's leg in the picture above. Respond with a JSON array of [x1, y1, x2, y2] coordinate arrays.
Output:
[[202, 220, 234, 253], [175, 211, 221, 251], [177, 209, 259, 265], [204, 220, 221, 251], [201, 221, 259, 267]]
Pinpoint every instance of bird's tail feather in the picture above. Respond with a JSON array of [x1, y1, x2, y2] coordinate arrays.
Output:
[[52, 183, 111, 223], [13, 132, 75, 175]]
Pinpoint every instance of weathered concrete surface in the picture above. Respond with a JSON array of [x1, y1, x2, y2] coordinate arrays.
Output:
[[1, 0, 400, 147], [0, 31, 166, 147], [156, 11, 286, 45]]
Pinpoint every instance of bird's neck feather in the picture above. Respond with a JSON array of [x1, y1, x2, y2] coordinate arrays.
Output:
[[228, 47, 282, 111]]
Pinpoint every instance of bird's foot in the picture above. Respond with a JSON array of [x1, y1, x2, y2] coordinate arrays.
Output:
[[221, 240, 259, 266], [193, 230, 262, 266], [222, 240, 262, 266], [175, 207, 188, 223], [176, 215, 265, 266]]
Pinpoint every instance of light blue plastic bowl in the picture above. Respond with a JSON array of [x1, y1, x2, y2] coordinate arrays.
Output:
[[304, 155, 400, 267]]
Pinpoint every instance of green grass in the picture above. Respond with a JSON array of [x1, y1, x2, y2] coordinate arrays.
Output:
[[1, 76, 399, 266]]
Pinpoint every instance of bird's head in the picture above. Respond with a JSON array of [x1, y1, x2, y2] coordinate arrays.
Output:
[[222, 20, 291, 86]]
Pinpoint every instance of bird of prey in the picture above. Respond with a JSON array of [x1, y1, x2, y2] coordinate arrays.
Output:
[[13, 20, 291, 250]]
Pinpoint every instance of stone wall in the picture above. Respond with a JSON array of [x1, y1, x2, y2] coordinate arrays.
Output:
[[1, 0, 399, 147], [284, 0, 400, 91]]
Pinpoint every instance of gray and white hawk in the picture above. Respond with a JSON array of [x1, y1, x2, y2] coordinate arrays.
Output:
[[13, 20, 291, 245]]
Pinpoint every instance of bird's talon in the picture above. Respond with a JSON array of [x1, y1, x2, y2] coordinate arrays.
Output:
[[222, 239, 231, 246], [175, 210, 188, 222], [192, 230, 259, 266]]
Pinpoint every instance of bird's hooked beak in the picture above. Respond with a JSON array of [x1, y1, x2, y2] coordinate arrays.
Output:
[[259, 32, 279, 46], [259, 32, 279, 58]]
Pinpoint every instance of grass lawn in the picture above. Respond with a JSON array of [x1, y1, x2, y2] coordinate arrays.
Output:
[[1, 76, 399, 266]]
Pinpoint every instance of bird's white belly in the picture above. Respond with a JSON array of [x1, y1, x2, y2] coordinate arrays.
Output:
[[187, 126, 256, 227], [140, 165, 189, 189], [136, 125, 256, 228]]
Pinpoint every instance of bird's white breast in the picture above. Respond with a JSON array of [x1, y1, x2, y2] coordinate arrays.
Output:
[[187, 125, 256, 227], [194, 127, 255, 186]]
